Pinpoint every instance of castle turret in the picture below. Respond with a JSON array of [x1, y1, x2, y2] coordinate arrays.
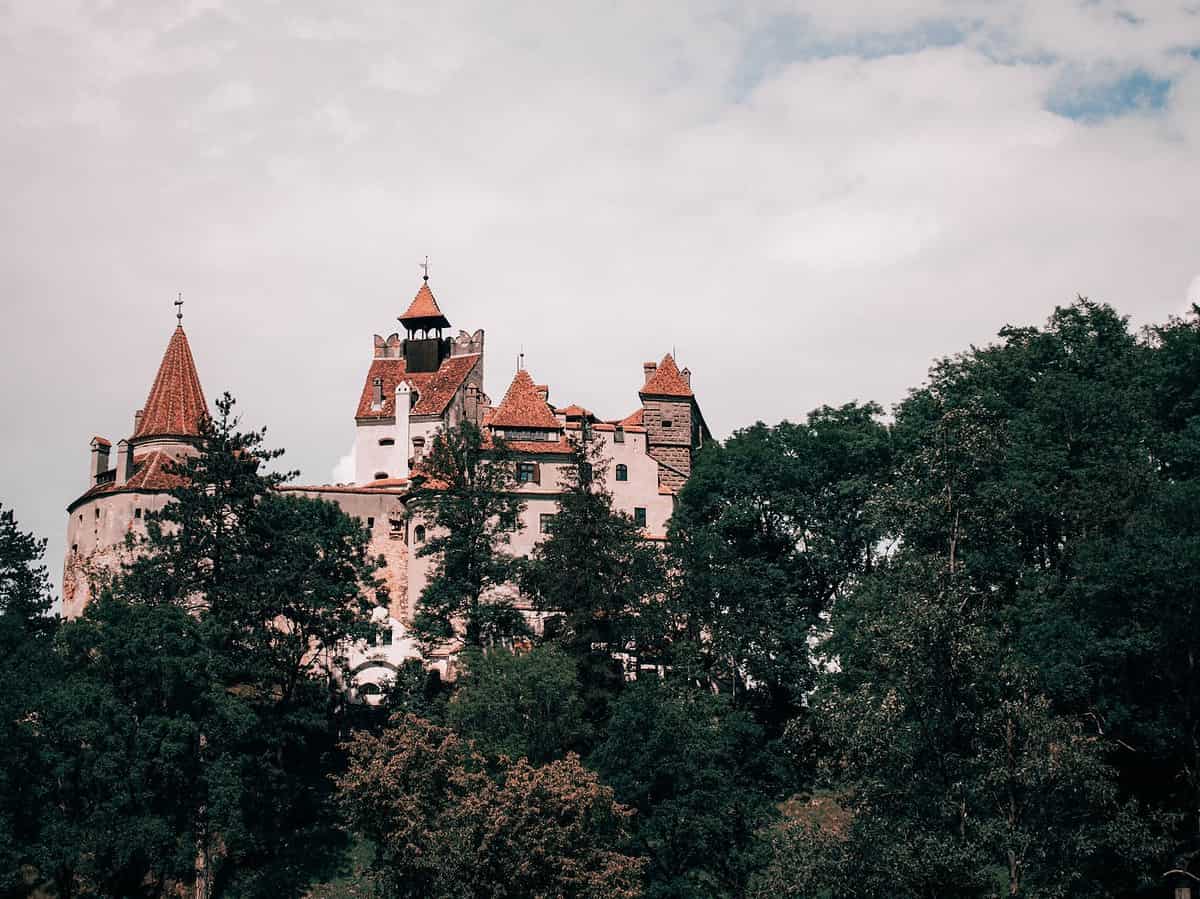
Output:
[[398, 277, 451, 373], [639, 353, 709, 493], [64, 318, 209, 617]]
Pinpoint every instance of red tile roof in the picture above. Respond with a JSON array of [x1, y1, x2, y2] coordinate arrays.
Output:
[[617, 408, 644, 427], [355, 354, 480, 420], [489, 370, 563, 430], [399, 282, 450, 327], [640, 353, 692, 398], [134, 326, 208, 439], [91, 436, 112, 448], [68, 451, 187, 510], [280, 483, 409, 496]]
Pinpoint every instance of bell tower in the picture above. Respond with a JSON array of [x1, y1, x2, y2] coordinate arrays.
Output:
[[398, 274, 451, 373]]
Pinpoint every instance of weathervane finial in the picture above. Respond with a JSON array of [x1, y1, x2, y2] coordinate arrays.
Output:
[[420, 255, 429, 283], [174, 292, 184, 324]]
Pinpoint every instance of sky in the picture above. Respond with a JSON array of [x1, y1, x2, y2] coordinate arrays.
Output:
[[2, 0, 1199, 596]]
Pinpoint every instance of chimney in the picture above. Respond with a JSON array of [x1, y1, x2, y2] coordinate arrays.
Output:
[[643, 361, 657, 385], [133, 409, 144, 434], [90, 437, 111, 485], [115, 439, 134, 486], [535, 384, 549, 404], [681, 367, 692, 387]]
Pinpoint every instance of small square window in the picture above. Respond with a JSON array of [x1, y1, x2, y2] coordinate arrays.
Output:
[[539, 513, 555, 534], [517, 462, 540, 484], [366, 516, 375, 529], [662, 419, 673, 429], [634, 507, 647, 527]]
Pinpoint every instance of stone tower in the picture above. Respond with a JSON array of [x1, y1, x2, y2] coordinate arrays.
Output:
[[639, 353, 703, 493]]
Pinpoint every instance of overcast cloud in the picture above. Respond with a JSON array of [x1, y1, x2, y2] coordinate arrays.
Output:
[[2, 0, 1198, 595]]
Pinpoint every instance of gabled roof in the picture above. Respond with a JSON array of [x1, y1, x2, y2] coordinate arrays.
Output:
[[640, 353, 692, 398], [399, 281, 450, 329], [489, 370, 563, 430], [134, 326, 208, 439], [617, 408, 644, 428], [555, 403, 596, 421], [355, 354, 480, 420]]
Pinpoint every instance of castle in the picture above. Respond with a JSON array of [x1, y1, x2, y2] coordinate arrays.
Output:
[[64, 277, 709, 696]]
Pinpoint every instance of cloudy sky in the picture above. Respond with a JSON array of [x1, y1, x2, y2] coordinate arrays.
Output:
[[2, 0, 1199, 593]]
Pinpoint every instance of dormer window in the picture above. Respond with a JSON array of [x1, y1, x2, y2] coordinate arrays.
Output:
[[410, 389, 420, 410], [371, 377, 384, 410]]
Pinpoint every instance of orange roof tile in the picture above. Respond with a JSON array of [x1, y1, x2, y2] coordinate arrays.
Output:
[[68, 451, 188, 510], [355, 354, 480, 420], [640, 353, 692, 398], [489, 370, 563, 430], [617, 408, 644, 428], [399, 282, 450, 327], [134, 326, 208, 439]]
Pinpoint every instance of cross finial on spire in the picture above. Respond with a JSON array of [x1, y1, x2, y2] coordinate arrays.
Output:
[[174, 292, 184, 324], [420, 255, 429, 282], [518, 346, 525, 372]]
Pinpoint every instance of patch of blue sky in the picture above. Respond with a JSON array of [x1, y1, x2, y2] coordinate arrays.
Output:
[[1046, 69, 1172, 122], [731, 14, 968, 101]]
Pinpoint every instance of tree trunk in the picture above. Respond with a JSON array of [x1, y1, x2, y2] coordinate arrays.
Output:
[[195, 826, 213, 899]]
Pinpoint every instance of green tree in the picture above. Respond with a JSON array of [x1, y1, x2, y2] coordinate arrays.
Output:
[[409, 420, 527, 649], [0, 505, 59, 894], [519, 434, 665, 721], [668, 404, 891, 719], [590, 679, 777, 899], [448, 644, 586, 764], [48, 394, 378, 898], [337, 713, 643, 899]]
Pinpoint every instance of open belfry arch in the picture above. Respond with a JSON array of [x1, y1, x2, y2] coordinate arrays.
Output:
[[64, 272, 711, 694]]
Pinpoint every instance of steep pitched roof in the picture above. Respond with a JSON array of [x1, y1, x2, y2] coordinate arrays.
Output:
[[355, 354, 480, 420], [489, 370, 563, 430], [399, 282, 450, 328], [134, 326, 208, 439], [639, 353, 693, 398]]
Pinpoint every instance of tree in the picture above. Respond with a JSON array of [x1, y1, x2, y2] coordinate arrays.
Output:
[[337, 713, 644, 899], [519, 433, 665, 721], [589, 679, 777, 899], [48, 394, 378, 898], [0, 505, 59, 894], [409, 420, 527, 649], [447, 644, 586, 764], [668, 405, 891, 719]]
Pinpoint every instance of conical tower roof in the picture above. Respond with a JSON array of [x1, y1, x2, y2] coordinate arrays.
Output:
[[639, 353, 693, 398], [490, 369, 562, 430], [399, 281, 451, 329], [133, 325, 208, 439]]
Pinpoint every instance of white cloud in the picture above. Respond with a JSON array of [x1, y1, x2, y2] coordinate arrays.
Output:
[[2, 0, 1199, 592], [331, 445, 355, 485]]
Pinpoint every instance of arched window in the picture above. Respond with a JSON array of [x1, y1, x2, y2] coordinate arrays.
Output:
[[414, 524, 426, 543], [615, 463, 628, 482]]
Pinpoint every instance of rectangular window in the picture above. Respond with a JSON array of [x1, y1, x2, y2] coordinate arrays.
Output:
[[134, 508, 142, 519], [634, 507, 647, 527], [615, 464, 628, 482], [366, 516, 375, 529], [662, 419, 673, 429], [539, 513, 555, 534], [517, 462, 540, 484], [614, 426, 625, 443]]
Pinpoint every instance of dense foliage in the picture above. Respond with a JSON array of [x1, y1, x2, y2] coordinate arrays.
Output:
[[10, 300, 1200, 897]]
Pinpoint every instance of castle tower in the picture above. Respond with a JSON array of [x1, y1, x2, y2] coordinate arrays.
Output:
[[63, 321, 209, 617], [639, 353, 707, 493], [353, 278, 485, 485]]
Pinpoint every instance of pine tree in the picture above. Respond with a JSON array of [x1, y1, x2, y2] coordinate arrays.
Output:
[[409, 420, 527, 649]]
